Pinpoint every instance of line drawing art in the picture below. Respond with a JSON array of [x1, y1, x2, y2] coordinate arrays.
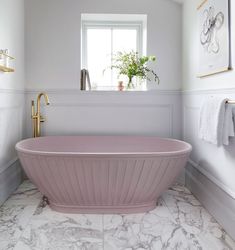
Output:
[[200, 6, 224, 54]]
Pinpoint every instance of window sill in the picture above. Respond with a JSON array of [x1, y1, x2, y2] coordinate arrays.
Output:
[[84, 85, 148, 92]]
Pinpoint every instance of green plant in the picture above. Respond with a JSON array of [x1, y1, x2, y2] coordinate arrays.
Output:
[[111, 51, 159, 88]]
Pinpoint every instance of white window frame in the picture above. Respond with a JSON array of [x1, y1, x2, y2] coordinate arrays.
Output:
[[81, 14, 147, 88]]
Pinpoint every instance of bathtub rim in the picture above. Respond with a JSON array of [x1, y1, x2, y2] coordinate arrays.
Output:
[[15, 135, 192, 157]]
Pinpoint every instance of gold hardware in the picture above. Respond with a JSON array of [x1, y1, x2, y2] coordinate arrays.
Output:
[[31, 92, 50, 137], [226, 100, 235, 104], [0, 51, 15, 72], [0, 65, 14, 72], [197, 0, 208, 10]]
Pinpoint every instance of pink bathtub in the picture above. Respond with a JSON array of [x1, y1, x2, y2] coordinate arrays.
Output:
[[16, 136, 191, 214]]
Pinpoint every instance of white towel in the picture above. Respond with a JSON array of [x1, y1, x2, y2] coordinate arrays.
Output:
[[223, 104, 235, 145], [199, 96, 234, 146]]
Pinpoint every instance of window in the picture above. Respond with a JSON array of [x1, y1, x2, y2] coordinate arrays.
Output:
[[81, 14, 147, 90]]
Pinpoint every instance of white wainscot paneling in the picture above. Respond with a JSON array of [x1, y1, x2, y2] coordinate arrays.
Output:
[[0, 90, 24, 204], [25, 90, 182, 139], [183, 89, 235, 198], [45, 104, 173, 136], [0, 106, 22, 170]]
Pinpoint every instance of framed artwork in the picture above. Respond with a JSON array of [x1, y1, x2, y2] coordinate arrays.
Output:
[[197, 0, 231, 77]]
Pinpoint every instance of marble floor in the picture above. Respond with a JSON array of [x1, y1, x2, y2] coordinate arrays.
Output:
[[0, 181, 235, 250]]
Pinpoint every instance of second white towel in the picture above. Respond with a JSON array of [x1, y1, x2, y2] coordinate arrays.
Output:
[[199, 96, 234, 146]]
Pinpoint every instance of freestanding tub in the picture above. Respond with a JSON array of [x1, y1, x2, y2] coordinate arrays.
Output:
[[16, 136, 192, 214]]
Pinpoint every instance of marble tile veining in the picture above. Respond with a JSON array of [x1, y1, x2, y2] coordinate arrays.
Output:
[[0, 181, 235, 250], [14, 206, 103, 250], [0, 181, 41, 250], [161, 185, 235, 250], [4, 180, 42, 206], [103, 199, 196, 250]]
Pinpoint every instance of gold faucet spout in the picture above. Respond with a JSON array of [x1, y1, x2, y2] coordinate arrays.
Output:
[[31, 92, 50, 137], [37, 92, 50, 113]]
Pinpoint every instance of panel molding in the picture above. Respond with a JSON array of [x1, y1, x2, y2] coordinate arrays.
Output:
[[0, 90, 24, 204], [48, 102, 174, 109], [0, 105, 23, 173], [182, 105, 200, 139], [43, 103, 174, 138], [25, 89, 179, 138]]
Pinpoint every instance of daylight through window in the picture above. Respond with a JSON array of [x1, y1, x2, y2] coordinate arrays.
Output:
[[81, 14, 147, 90]]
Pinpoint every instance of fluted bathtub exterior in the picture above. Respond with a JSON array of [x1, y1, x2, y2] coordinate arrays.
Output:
[[16, 136, 192, 214]]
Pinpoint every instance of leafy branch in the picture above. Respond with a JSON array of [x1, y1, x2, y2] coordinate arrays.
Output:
[[111, 51, 160, 86]]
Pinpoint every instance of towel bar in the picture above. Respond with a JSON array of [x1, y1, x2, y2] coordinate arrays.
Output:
[[226, 100, 235, 104]]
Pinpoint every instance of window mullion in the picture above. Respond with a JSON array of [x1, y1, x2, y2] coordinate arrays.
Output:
[[111, 27, 114, 86], [81, 18, 145, 89]]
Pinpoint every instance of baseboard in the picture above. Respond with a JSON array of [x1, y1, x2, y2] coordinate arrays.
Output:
[[185, 162, 235, 240], [188, 159, 235, 199], [0, 160, 23, 206]]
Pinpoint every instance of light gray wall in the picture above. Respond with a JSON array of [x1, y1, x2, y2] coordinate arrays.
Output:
[[0, 0, 25, 204], [24, 0, 184, 183], [182, 0, 235, 239], [25, 0, 182, 91], [182, 0, 235, 90]]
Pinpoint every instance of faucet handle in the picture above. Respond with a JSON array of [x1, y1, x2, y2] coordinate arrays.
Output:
[[40, 115, 46, 122], [31, 100, 35, 118]]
